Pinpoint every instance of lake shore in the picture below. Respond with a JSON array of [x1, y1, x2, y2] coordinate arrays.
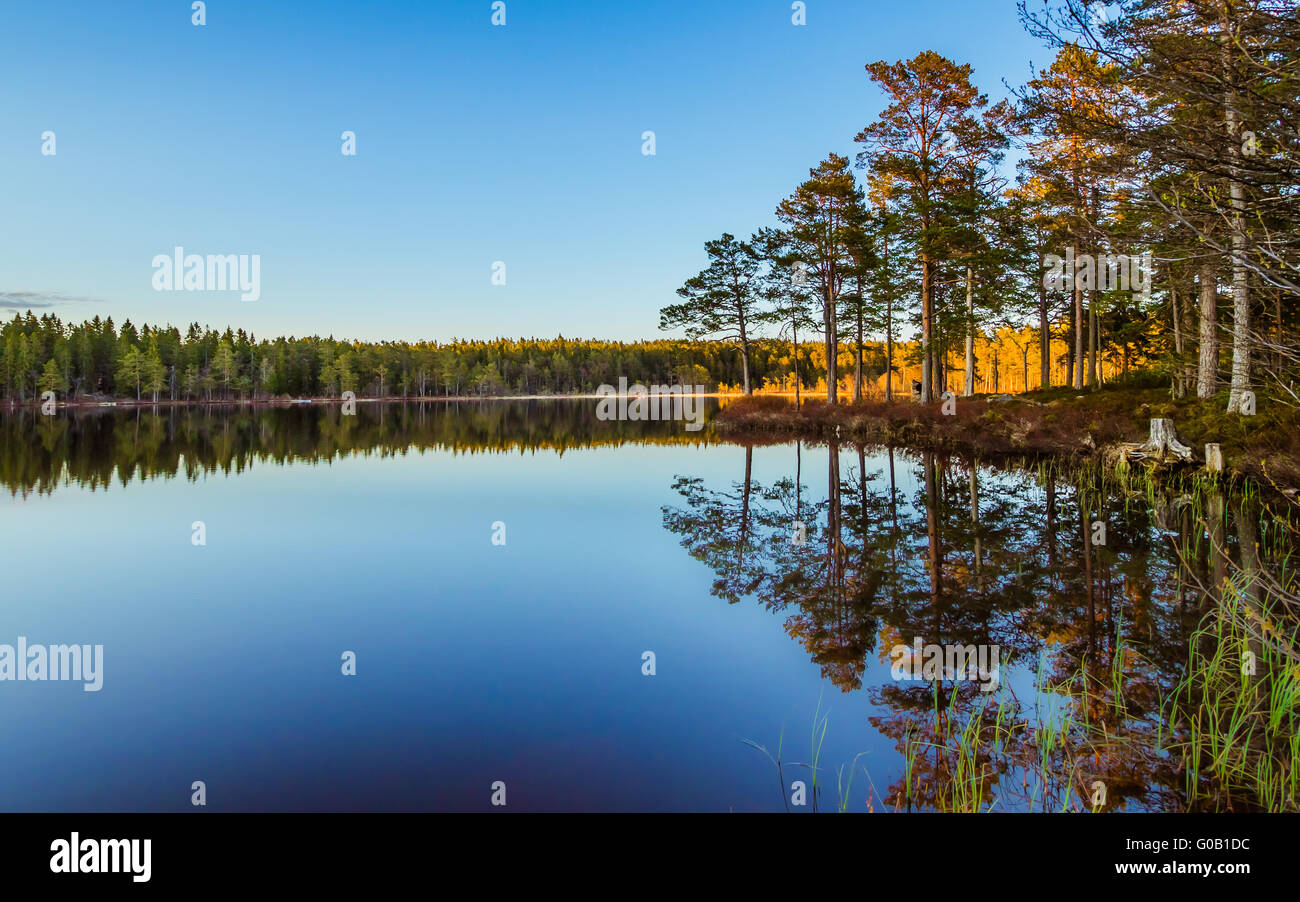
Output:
[[714, 387, 1300, 494]]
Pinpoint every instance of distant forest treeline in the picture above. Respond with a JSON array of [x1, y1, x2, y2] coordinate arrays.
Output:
[[0, 312, 851, 402]]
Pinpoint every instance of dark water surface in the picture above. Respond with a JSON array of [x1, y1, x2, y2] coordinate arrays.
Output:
[[0, 401, 1289, 811]]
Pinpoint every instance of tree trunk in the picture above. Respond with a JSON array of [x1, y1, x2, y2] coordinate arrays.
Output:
[[825, 285, 838, 404], [792, 318, 800, 407], [884, 236, 893, 402], [1038, 243, 1050, 391], [1197, 261, 1218, 398], [963, 266, 975, 397], [1087, 301, 1099, 387], [854, 276, 864, 402], [1073, 245, 1084, 390], [739, 335, 751, 395], [1275, 290, 1284, 377], [1171, 279, 1185, 398], [920, 256, 933, 402], [1222, 6, 1252, 414], [933, 281, 945, 397]]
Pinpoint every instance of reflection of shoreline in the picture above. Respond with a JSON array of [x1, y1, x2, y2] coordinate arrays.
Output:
[[0, 400, 723, 497]]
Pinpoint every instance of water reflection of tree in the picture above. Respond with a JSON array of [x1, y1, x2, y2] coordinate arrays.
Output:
[[663, 441, 884, 689], [663, 444, 1296, 811]]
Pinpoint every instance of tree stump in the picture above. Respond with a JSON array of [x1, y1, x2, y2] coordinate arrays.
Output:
[[1114, 418, 1194, 463], [1206, 443, 1224, 473]]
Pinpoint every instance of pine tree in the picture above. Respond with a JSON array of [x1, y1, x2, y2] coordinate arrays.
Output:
[[776, 154, 867, 404], [660, 233, 765, 395]]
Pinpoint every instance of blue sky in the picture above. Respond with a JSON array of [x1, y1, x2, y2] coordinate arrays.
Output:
[[0, 1, 1049, 343]]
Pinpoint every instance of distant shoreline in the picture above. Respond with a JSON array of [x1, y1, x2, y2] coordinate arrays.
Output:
[[3, 392, 747, 410]]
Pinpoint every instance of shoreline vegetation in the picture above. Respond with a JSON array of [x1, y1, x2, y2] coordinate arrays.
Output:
[[714, 385, 1300, 493], [9, 374, 1300, 490]]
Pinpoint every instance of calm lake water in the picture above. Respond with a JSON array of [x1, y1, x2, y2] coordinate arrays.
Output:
[[0, 401, 1290, 811]]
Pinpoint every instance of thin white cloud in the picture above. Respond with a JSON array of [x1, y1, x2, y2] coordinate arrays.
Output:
[[0, 290, 107, 309]]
